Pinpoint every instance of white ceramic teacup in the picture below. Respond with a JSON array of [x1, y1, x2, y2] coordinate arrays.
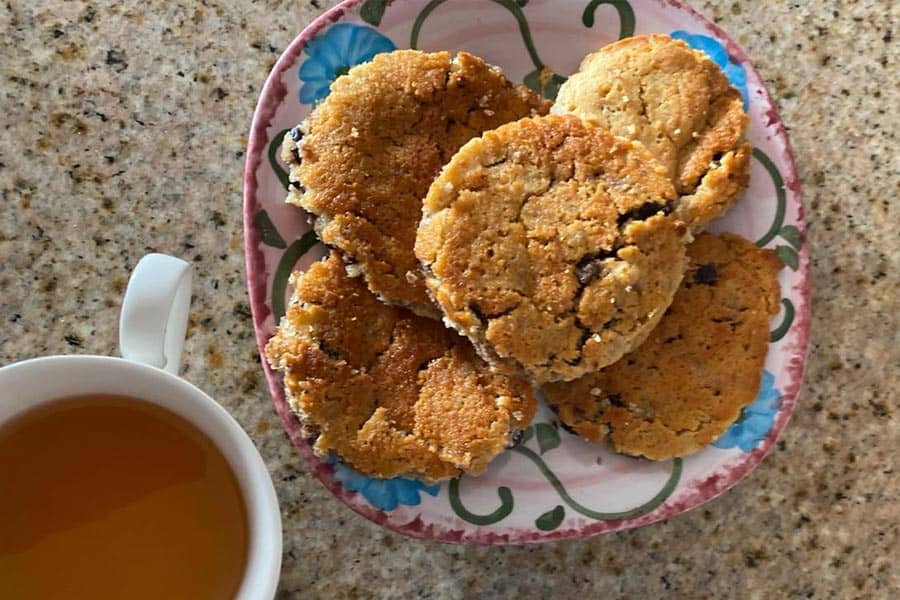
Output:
[[0, 254, 281, 600]]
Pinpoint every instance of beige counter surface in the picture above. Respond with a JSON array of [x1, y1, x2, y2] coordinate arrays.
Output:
[[1, 1, 896, 597]]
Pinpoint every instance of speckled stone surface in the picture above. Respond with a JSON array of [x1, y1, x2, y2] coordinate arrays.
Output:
[[1, 1, 897, 598]]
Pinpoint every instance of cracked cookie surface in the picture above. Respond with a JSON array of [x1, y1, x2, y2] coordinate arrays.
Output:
[[552, 34, 751, 233], [265, 252, 537, 482], [282, 49, 549, 318], [544, 233, 782, 460], [416, 114, 688, 383]]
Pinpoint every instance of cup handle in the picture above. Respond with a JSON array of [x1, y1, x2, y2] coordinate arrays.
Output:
[[119, 254, 192, 374]]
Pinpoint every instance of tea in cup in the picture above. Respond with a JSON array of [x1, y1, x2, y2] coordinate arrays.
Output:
[[0, 254, 281, 600]]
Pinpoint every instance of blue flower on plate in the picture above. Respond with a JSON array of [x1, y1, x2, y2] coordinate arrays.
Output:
[[671, 30, 749, 109], [298, 23, 396, 104], [331, 460, 440, 511], [713, 370, 782, 452]]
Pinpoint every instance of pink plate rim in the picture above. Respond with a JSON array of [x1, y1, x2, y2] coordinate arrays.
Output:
[[242, 0, 810, 544]]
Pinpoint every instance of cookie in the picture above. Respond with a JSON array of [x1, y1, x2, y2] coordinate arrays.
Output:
[[283, 49, 549, 318], [265, 252, 538, 482], [544, 233, 782, 460], [416, 114, 688, 383], [552, 34, 751, 233]]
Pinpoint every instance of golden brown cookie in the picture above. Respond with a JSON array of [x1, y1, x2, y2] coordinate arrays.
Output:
[[282, 49, 549, 318], [265, 252, 537, 482], [552, 34, 751, 233], [544, 233, 782, 460], [416, 114, 688, 383]]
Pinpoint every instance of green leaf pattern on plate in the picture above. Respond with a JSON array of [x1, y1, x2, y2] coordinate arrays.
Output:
[[360, 0, 389, 26], [536, 505, 565, 531], [534, 422, 561, 455], [775, 244, 799, 270], [255, 210, 287, 249], [778, 224, 802, 250]]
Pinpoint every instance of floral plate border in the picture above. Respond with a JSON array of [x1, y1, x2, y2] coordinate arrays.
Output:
[[243, 0, 810, 544]]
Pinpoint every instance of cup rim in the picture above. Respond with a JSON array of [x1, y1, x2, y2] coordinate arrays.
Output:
[[0, 354, 282, 600]]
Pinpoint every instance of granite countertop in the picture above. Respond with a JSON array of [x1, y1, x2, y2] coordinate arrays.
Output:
[[1, 1, 896, 597]]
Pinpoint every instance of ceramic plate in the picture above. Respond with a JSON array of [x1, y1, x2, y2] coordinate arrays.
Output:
[[243, 0, 809, 544]]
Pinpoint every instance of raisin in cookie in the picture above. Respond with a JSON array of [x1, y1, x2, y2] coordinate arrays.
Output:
[[282, 50, 549, 318], [552, 34, 751, 233], [544, 233, 782, 460], [265, 252, 537, 482], [416, 114, 688, 383]]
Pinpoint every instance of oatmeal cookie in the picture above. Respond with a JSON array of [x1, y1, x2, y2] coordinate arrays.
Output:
[[552, 34, 751, 233], [416, 114, 688, 383], [544, 233, 782, 459], [282, 49, 549, 317], [265, 252, 537, 482]]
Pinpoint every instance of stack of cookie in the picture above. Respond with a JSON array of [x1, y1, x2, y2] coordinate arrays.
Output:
[[266, 35, 782, 482]]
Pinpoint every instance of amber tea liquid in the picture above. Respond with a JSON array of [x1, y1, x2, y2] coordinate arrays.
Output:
[[0, 395, 249, 600]]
